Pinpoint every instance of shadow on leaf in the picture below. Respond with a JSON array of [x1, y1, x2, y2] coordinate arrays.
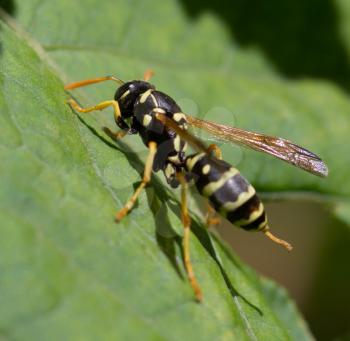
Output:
[[0, 0, 16, 56], [0, 0, 16, 16], [179, 0, 350, 91]]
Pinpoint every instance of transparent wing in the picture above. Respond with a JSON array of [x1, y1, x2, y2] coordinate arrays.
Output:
[[185, 115, 328, 177], [154, 113, 209, 154]]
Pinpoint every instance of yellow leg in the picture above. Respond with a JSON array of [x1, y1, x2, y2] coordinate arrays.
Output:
[[205, 201, 221, 227], [115, 141, 157, 222], [177, 173, 203, 302], [103, 127, 127, 141], [64, 76, 123, 90], [143, 69, 154, 81], [67, 98, 122, 126], [263, 228, 293, 252], [207, 144, 222, 160]]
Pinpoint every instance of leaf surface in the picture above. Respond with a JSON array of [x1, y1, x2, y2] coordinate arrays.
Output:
[[14, 0, 350, 201], [3, 0, 350, 339], [0, 19, 310, 341]]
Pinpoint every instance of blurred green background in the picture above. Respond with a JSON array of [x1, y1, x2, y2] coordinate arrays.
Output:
[[219, 202, 350, 340], [1, 0, 350, 340]]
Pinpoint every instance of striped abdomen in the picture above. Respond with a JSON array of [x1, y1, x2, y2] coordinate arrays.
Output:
[[185, 153, 268, 231]]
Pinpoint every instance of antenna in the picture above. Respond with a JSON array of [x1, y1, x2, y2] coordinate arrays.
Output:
[[64, 76, 124, 90]]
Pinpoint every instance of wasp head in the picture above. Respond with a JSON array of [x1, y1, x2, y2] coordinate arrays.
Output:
[[115, 81, 155, 119]]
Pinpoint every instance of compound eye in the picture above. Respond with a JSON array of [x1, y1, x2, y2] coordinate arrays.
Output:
[[114, 82, 132, 101]]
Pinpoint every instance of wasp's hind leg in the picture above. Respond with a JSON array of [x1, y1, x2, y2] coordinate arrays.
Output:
[[205, 201, 221, 227], [177, 172, 203, 302], [263, 228, 293, 251], [115, 141, 157, 222]]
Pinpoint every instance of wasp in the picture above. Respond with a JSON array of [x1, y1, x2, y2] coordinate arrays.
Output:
[[65, 70, 328, 302]]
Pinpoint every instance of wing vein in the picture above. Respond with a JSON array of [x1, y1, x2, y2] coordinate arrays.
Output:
[[185, 115, 328, 177]]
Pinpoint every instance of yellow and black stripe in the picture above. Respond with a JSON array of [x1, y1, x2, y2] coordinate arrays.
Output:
[[133, 89, 188, 170], [185, 153, 268, 231]]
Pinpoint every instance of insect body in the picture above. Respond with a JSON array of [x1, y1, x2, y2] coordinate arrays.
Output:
[[65, 70, 328, 302], [128, 83, 188, 188], [185, 153, 266, 231], [183, 152, 291, 250], [107, 78, 188, 188]]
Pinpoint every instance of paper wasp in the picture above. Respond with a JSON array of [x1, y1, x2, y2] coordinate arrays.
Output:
[[65, 70, 328, 302]]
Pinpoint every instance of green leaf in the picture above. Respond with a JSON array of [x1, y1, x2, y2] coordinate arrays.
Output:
[[333, 202, 350, 227], [12, 0, 350, 216], [259, 278, 314, 341], [2, 0, 350, 338], [0, 15, 312, 340]]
